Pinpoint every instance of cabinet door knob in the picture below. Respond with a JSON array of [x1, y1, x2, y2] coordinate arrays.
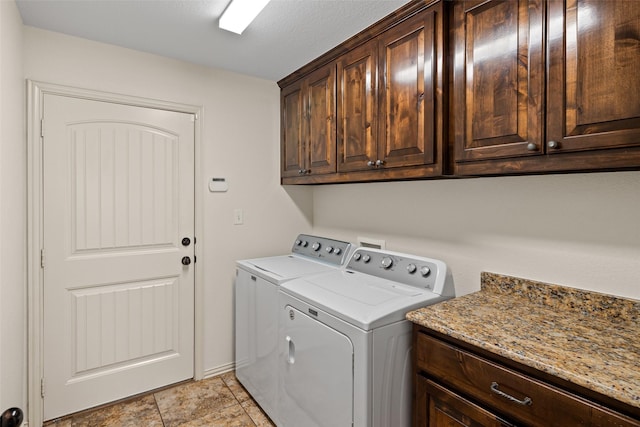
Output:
[[367, 160, 375, 167], [548, 140, 559, 149], [375, 159, 385, 166], [526, 143, 537, 151]]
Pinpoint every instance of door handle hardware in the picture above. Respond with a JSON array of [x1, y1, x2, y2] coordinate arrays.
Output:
[[182, 237, 191, 246], [181, 256, 191, 266], [490, 382, 532, 406]]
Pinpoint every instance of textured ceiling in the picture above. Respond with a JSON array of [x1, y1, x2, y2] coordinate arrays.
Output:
[[16, 0, 411, 81]]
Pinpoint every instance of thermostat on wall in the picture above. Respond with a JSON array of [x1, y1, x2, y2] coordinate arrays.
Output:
[[209, 178, 228, 192]]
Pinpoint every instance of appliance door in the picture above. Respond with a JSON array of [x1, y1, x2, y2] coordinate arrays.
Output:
[[280, 304, 354, 427], [235, 269, 279, 423]]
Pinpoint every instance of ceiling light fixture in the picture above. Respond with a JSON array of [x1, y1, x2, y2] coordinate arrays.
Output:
[[219, 0, 271, 35]]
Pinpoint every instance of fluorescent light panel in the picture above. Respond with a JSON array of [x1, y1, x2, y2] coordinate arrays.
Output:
[[219, 0, 271, 34]]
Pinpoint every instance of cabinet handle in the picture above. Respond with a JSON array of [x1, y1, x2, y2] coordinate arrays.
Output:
[[375, 159, 385, 167], [490, 382, 532, 406], [547, 140, 559, 149], [526, 143, 537, 151], [298, 169, 308, 175], [367, 161, 375, 167]]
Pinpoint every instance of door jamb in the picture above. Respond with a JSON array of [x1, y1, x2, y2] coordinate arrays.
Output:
[[26, 80, 205, 426]]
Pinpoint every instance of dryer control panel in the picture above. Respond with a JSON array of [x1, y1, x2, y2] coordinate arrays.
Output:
[[346, 248, 453, 297], [291, 234, 352, 266]]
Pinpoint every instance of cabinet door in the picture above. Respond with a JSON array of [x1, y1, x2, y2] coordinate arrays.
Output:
[[417, 376, 514, 427], [378, 4, 443, 169], [546, 0, 640, 153], [306, 64, 337, 175], [281, 81, 306, 178], [453, 0, 544, 162], [337, 40, 378, 172]]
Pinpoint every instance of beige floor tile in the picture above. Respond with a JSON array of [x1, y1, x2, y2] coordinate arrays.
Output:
[[240, 399, 276, 427], [155, 377, 238, 427], [71, 394, 163, 427], [221, 372, 252, 403], [176, 403, 256, 427]]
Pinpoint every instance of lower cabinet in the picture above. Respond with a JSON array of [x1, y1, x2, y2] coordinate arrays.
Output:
[[413, 327, 640, 427]]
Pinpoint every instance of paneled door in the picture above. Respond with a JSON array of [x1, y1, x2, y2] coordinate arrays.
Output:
[[42, 94, 195, 420]]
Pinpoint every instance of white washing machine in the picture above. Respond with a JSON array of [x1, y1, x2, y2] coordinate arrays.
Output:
[[278, 247, 455, 427], [235, 234, 353, 424]]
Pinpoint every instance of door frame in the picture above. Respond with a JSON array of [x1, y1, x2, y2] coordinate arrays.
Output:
[[27, 80, 205, 426]]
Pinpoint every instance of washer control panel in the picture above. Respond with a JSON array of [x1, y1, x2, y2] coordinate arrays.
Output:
[[346, 248, 447, 293], [291, 234, 352, 266]]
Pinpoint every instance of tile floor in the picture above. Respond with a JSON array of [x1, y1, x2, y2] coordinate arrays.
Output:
[[43, 372, 275, 427]]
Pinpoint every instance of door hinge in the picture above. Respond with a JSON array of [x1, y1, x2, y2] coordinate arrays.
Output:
[[41, 378, 45, 398], [194, 255, 197, 263], [40, 249, 45, 268]]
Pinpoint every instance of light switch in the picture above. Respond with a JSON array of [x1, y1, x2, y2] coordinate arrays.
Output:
[[233, 209, 244, 225]]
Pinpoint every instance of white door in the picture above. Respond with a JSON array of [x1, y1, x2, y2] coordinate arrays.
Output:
[[279, 305, 353, 427], [42, 94, 195, 420]]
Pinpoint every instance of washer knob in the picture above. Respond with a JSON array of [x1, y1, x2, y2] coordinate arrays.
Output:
[[326, 246, 334, 254], [420, 266, 431, 277], [312, 242, 321, 251], [333, 247, 342, 255], [407, 263, 417, 274], [295, 239, 302, 246], [353, 253, 362, 261], [362, 254, 371, 263], [301, 240, 308, 247], [381, 257, 393, 269]]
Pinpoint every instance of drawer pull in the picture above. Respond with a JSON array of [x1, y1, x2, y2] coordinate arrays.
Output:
[[490, 382, 532, 406]]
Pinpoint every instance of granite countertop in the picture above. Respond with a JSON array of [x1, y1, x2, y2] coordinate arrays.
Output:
[[406, 272, 640, 410]]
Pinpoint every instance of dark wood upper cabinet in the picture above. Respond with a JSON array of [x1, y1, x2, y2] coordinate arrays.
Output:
[[337, 40, 378, 173], [378, 7, 441, 169], [281, 0, 640, 183], [546, 0, 640, 153], [281, 63, 336, 179], [453, 0, 544, 162], [281, 0, 446, 184], [453, 0, 640, 175], [281, 81, 305, 178]]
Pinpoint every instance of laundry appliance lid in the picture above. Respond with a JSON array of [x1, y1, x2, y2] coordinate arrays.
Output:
[[280, 269, 447, 331], [237, 255, 338, 284]]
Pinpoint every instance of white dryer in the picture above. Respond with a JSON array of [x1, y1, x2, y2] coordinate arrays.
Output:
[[278, 247, 455, 427], [235, 234, 353, 424]]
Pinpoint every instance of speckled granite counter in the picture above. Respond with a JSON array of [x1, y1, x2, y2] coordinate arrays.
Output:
[[406, 272, 640, 410]]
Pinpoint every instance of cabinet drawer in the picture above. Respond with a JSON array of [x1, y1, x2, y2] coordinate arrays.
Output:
[[416, 332, 639, 427]]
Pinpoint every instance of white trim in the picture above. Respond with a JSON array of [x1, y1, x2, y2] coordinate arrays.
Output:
[[203, 362, 236, 379], [26, 80, 205, 426]]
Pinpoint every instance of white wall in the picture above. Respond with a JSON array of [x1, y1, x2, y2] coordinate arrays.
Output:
[[0, 0, 26, 415], [312, 172, 640, 300], [23, 27, 313, 377]]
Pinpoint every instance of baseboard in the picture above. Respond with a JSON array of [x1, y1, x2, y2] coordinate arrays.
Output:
[[203, 362, 235, 379]]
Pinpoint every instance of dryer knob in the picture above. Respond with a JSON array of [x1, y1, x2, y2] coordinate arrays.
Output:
[[353, 253, 362, 261], [381, 257, 393, 269], [333, 247, 342, 255], [295, 239, 302, 246], [407, 264, 417, 274], [301, 241, 308, 247], [326, 246, 334, 253], [362, 254, 371, 263], [312, 242, 321, 251], [420, 266, 431, 277]]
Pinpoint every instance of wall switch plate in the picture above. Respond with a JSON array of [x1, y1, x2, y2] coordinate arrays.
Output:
[[233, 209, 244, 225]]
